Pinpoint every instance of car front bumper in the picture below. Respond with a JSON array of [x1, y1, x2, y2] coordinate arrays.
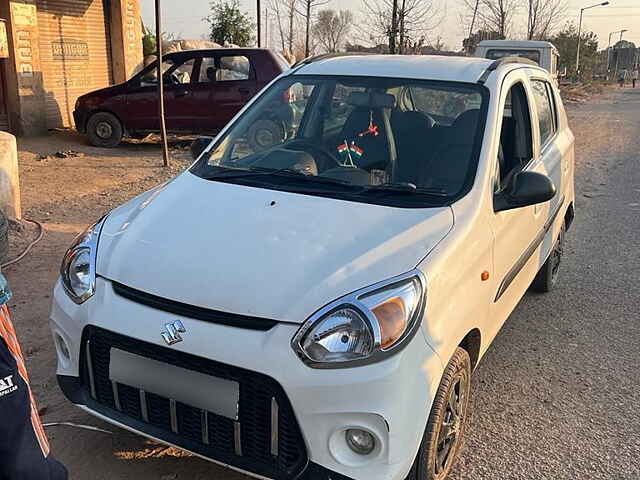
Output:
[[50, 277, 443, 480]]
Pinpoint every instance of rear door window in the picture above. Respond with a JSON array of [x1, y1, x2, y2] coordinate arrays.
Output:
[[530, 79, 557, 147], [217, 55, 251, 81], [197, 55, 252, 83]]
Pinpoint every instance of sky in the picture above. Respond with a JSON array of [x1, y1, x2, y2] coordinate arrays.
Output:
[[141, 0, 640, 52]]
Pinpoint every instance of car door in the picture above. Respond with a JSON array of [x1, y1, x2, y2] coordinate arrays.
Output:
[[525, 75, 567, 272], [193, 53, 258, 132], [488, 72, 546, 337], [125, 55, 197, 132]]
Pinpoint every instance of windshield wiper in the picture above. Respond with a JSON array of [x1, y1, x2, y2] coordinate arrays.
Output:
[[201, 167, 354, 187], [360, 183, 449, 197]]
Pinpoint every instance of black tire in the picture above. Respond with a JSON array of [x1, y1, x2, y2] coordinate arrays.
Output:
[[86, 112, 123, 148], [247, 119, 284, 152], [531, 222, 566, 293], [406, 347, 472, 480]]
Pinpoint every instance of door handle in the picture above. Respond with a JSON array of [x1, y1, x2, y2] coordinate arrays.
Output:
[[175, 90, 190, 98]]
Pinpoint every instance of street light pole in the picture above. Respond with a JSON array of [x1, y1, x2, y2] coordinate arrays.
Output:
[[575, 1, 609, 76]]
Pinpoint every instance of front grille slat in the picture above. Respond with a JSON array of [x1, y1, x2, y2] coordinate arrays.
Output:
[[111, 282, 278, 331], [81, 326, 307, 480]]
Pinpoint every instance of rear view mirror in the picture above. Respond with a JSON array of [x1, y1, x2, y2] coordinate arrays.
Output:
[[494, 171, 556, 212], [190, 136, 214, 160]]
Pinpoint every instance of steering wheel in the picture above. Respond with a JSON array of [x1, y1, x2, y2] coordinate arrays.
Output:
[[286, 139, 344, 169]]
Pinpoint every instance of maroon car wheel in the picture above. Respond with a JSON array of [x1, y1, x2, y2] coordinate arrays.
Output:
[[86, 112, 123, 148]]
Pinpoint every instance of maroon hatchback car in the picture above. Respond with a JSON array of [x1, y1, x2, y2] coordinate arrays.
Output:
[[74, 48, 289, 147]]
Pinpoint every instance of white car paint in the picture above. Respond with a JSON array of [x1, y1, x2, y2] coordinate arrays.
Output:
[[50, 55, 575, 480], [97, 173, 454, 323]]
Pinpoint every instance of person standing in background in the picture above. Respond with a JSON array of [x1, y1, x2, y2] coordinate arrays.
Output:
[[0, 272, 68, 479], [632, 68, 639, 88], [618, 69, 627, 88]]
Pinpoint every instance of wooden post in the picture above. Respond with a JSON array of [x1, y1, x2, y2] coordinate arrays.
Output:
[[155, 0, 169, 167], [257, 0, 261, 47]]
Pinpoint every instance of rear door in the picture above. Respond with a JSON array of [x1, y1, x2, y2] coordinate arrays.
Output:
[[191, 53, 258, 132], [526, 75, 566, 262], [488, 72, 544, 338]]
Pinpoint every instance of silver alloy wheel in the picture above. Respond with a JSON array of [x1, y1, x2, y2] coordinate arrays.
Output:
[[434, 372, 468, 475]]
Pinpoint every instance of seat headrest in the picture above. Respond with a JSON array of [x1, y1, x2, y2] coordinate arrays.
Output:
[[453, 109, 480, 131], [347, 91, 396, 109], [393, 110, 434, 131]]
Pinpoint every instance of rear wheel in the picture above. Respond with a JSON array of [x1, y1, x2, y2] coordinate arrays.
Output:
[[406, 347, 471, 480], [531, 222, 565, 293], [86, 112, 123, 148]]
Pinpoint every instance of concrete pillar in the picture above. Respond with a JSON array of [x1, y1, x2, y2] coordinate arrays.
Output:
[[110, 0, 143, 84], [0, 131, 21, 219], [0, 0, 46, 136]]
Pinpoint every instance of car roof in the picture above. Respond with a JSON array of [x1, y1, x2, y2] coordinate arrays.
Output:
[[478, 40, 556, 49], [166, 48, 270, 56], [293, 54, 499, 83]]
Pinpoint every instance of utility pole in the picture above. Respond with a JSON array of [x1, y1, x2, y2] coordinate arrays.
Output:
[[155, 0, 169, 167], [257, 0, 261, 47]]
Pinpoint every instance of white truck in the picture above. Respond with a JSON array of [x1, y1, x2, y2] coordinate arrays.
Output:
[[475, 40, 560, 81]]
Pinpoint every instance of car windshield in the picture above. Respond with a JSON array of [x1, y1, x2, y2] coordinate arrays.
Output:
[[191, 75, 487, 207]]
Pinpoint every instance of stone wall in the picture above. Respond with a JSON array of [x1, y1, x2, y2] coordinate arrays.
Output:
[[0, 131, 21, 219]]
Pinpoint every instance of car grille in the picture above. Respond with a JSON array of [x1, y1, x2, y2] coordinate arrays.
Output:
[[80, 326, 308, 480]]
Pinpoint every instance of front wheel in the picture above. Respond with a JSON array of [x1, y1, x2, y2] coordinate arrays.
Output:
[[86, 112, 123, 148], [406, 347, 471, 480]]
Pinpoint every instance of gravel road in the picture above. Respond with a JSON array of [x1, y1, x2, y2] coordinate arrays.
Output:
[[3, 88, 639, 480], [451, 88, 640, 479]]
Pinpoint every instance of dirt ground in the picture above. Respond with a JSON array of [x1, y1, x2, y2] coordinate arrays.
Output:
[[2, 86, 631, 480], [4, 131, 244, 480]]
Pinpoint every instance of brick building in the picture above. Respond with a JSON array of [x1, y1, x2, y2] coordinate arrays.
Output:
[[0, 0, 143, 135]]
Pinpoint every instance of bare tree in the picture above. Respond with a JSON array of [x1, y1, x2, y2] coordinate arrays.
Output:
[[526, 0, 567, 40], [296, 0, 330, 58], [462, 0, 520, 39], [268, 0, 297, 54], [362, 0, 443, 54], [312, 9, 354, 53]]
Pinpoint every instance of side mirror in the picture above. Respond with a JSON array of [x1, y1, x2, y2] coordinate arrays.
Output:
[[494, 171, 556, 212], [190, 136, 214, 161]]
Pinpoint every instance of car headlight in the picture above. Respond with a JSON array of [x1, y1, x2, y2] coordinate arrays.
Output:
[[60, 216, 107, 303], [292, 271, 425, 368]]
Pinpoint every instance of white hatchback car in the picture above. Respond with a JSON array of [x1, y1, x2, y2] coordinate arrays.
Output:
[[50, 54, 575, 480]]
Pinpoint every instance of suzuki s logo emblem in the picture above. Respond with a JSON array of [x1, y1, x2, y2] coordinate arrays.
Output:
[[161, 320, 186, 346]]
